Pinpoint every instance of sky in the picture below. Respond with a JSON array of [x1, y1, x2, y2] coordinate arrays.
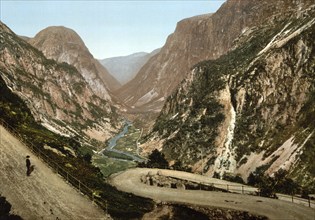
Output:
[[0, 0, 226, 59]]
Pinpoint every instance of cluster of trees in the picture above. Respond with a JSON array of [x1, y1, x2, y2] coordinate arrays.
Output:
[[248, 168, 302, 198], [138, 149, 169, 169], [138, 149, 192, 172]]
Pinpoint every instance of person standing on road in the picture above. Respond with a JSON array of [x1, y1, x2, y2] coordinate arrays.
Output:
[[26, 155, 31, 176]]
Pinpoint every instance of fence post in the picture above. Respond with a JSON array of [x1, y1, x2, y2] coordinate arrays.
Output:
[[292, 195, 294, 203], [308, 197, 311, 207], [242, 185, 244, 194], [227, 184, 229, 191]]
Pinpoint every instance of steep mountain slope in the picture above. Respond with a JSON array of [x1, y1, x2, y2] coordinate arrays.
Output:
[[0, 66, 155, 219], [0, 125, 109, 219], [100, 49, 160, 85], [0, 21, 121, 144], [116, 0, 314, 114], [28, 26, 121, 98], [141, 5, 315, 188]]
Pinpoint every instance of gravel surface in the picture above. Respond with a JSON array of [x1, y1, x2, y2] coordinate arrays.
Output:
[[110, 168, 315, 220], [0, 125, 109, 220]]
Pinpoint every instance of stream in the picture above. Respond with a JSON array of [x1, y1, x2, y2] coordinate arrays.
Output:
[[98, 121, 144, 162]]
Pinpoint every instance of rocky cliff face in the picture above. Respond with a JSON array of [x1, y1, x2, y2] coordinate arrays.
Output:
[[28, 26, 121, 100], [142, 5, 315, 187], [116, 0, 314, 115], [0, 22, 121, 144], [100, 49, 160, 85]]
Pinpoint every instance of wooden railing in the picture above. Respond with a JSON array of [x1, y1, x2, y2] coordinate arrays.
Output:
[[0, 119, 109, 214]]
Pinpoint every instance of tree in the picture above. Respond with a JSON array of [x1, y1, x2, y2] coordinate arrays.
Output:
[[146, 149, 169, 169], [273, 169, 299, 195], [83, 153, 92, 164], [249, 168, 300, 198], [257, 176, 277, 198]]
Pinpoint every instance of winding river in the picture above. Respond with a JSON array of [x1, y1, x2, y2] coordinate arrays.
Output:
[[99, 121, 144, 162]]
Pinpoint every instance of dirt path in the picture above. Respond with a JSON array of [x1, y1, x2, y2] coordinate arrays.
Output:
[[110, 168, 315, 220], [0, 125, 110, 220]]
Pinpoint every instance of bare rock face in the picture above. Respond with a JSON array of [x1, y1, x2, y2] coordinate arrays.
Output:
[[0, 22, 121, 144], [115, 0, 314, 115], [29, 26, 121, 100]]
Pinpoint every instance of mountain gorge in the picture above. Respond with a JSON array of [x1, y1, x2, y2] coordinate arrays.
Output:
[[141, 3, 315, 188], [116, 0, 314, 118], [0, 22, 121, 144], [1, 0, 315, 218]]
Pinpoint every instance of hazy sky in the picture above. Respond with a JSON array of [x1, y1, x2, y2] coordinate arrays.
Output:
[[1, 0, 226, 59]]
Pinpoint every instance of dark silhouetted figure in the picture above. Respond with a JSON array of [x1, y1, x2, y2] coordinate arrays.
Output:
[[26, 155, 31, 176]]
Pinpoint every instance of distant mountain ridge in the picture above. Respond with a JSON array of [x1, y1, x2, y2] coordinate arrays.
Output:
[[28, 26, 121, 99], [100, 49, 160, 85]]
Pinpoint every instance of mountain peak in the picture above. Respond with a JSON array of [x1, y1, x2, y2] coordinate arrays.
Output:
[[29, 26, 89, 59], [29, 25, 121, 95]]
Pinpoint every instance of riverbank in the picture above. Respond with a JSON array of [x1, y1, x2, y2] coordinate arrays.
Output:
[[93, 122, 144, 177]]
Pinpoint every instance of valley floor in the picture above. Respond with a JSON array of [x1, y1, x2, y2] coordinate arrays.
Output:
[[0, 125, 109, 220], [110, 168, 315, 220]]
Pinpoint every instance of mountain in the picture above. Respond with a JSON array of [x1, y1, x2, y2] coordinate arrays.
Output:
[[100, 49, 160, 85], [115, 0, 314, 115], [0, 21, 122, 144], [28, 26, 121, 99], [141, 3, 315, 188]]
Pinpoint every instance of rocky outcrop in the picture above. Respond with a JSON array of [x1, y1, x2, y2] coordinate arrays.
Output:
[[28, 26, 121, 100], [142, 5, 315, 187], [115, 0, 314, 115], [0, 21, 121, 144]]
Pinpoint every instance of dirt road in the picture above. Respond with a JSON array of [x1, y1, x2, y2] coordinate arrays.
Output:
[[110, 168, 315, 220], [0, 125, 109, 220]]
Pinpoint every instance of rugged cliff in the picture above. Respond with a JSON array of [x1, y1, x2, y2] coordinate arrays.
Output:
[[0, 21, 121, 144], [116, 0, 314, 115], [28, 26, 121, 98], [142, 5, 315, 188]]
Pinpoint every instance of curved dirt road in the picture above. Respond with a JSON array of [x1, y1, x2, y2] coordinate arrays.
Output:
[[110, 168, 315, 220], [0, 125, 109, 220]]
